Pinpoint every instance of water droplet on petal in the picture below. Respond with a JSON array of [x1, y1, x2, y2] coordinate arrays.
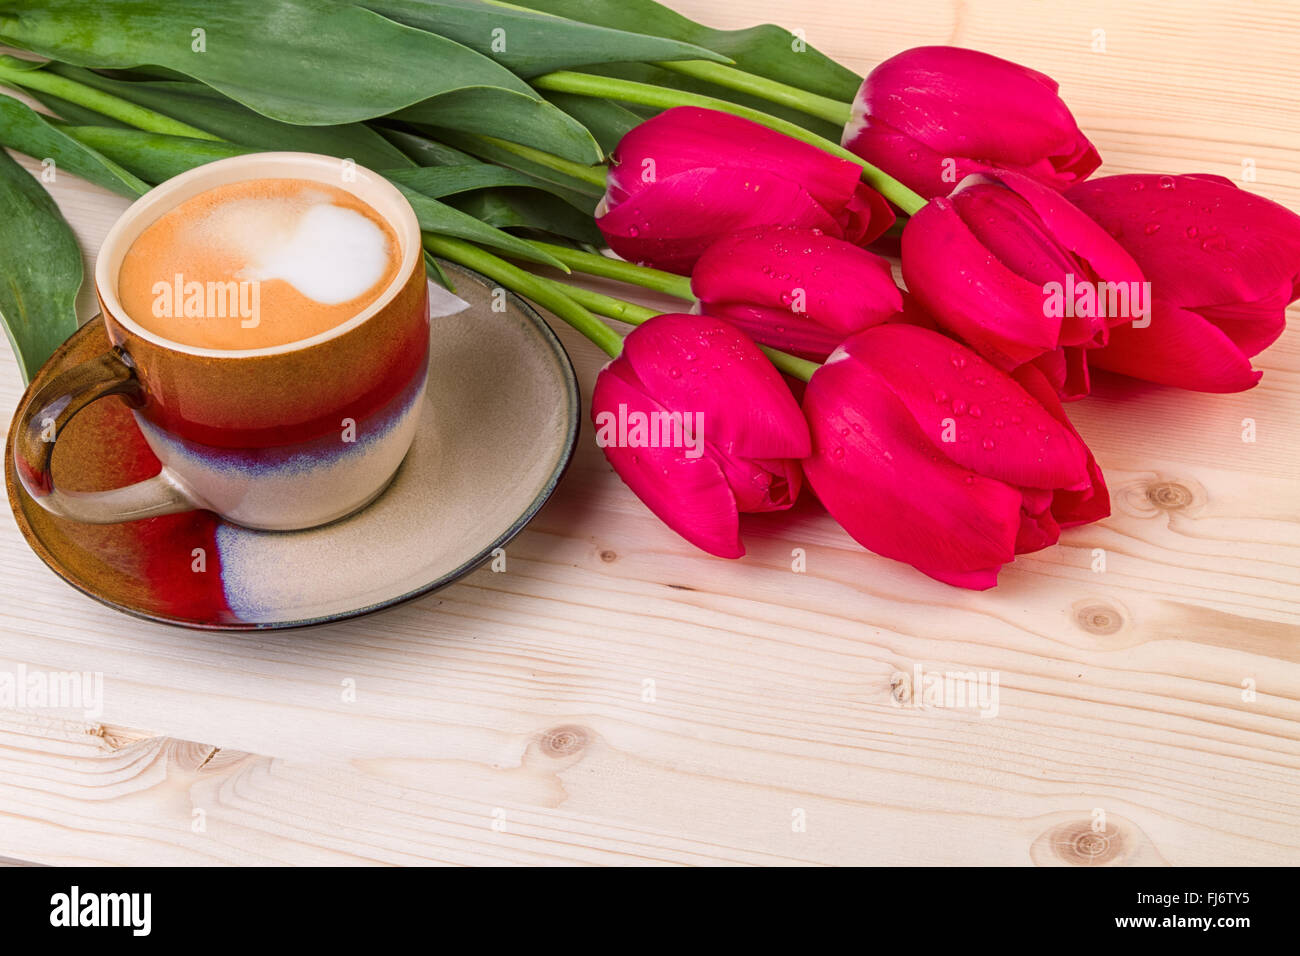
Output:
[[982, 438, 995, 451], [1144, 222, 1161, 235]]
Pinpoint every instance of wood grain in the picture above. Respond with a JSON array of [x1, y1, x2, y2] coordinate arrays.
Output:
[[1, 0, 1298, 866]]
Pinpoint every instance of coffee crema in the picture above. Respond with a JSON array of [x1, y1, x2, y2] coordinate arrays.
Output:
[[117, 177, 401, 350]]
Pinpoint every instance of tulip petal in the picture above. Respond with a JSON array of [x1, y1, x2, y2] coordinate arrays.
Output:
[[843, 181, 897, 245], [843, 120, 990, 202], [1090, 300, 1262, 392], [712, 447, 803, 513], [700, 302, 847, 361], [1068, 174, 1300, 313], [609, 106, 870, 215], [1015, 486, 1062, 555], [843, 46, 1100, 199], [1193, 292, 1288, 357], [964, 171, 1148, 328], [1010, 363, 1110, 526], [803, 349, 1022, 587], [620, 313, 811, 460], [836, 324, 1090, 489], [902, 196, 1062, 368], [1030, 346, 1092, 401], [927, 565, 1004, 589], [693, 226, 902, 335], [598, 166, 843, 273], [902, 172, 1146, 397], [592, 363, 743, 558]]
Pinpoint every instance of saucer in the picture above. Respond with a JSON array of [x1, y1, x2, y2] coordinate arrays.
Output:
[[5, 263, 580, 630]]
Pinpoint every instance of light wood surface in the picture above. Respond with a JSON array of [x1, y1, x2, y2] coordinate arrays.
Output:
[[1, 0, 1298, 866]]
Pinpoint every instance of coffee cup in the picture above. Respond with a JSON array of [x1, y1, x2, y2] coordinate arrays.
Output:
[[13, 152, 429, 530]]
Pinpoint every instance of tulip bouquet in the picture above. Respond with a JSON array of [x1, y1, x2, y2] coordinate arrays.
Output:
[[3, 2, 1299, 588]]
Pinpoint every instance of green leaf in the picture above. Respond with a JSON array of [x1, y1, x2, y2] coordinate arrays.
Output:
[[542, 92, 641, 156], [359, 0, 727, 76], [376, 126, 479, 166], [390, 182, 565, 269], [0, 92, 147, 196], [63, 125, 255, 183], [43, 65, 415, 170], [450, 188, 602, 245], [0, 0, 601, 159], [508, 0, 861, 101], [423, 127, 600, 212], [0, 149, 82, 383], [394, 85, 600, 163], [378, 124, 597, 214], [3, 111, 569, 272], [424, 250, 454, 290], [385, 163, 552, 199]]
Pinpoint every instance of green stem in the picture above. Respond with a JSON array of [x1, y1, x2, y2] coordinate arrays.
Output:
[[472, 134, 608, 188], [526, 273, 820, 383], [532, 70, 925, 215], [544, 282, 660, 325], [527, 240, 695, 300], [0, 57, 221, 141], [756, 344, 820, 383], [422, 233, 624, 358], [655, 60, 851, 127]]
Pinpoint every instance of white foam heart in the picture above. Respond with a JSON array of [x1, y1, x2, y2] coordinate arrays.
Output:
[[239, 202, 392, 305]]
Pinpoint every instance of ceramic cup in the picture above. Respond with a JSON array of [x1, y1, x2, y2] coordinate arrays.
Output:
[[13, 152, 429, 531]]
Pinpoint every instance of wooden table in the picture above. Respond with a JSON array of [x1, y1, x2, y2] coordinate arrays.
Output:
[[1, 0, 1297, 866]]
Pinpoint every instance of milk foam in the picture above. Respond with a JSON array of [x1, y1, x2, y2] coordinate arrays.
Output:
[[193, 193, 392, 305], [119, 178, 403, 350]]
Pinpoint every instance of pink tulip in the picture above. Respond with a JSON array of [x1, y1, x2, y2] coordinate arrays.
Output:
[[902, 170, 1147, 400], [691, 226, 904, 360], [842, 46, 1101, 200], [1068, 173, 1300, 391], [591, 313, 811, 557], [802, 323, 1108, 589], [597, 106, 894, 274]]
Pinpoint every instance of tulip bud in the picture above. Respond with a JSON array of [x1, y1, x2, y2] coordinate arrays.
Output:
[[592, 313, 811, 557], [691, 226, 904, 360], [902, 170, 1147, 400], [802, 324, 1108, 588], [598, 106, 894, 274], [1068, 173, 1300, 391], [842, 45, 1101, 199]]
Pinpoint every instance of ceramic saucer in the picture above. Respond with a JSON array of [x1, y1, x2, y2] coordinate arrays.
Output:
[[5, 263, 579, 630]]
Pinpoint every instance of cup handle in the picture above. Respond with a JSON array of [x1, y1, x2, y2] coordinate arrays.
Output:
[[13, 341, 198, 523]]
